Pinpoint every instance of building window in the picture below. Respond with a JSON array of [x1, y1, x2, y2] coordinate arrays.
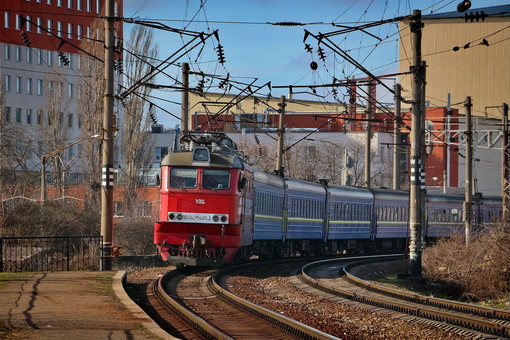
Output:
[[15, 45, 21, 61], [37, 79, 43, 95], [4, 75, 11, 92], [155, 147, 169, 161], [26, 15, 31, 31], [67, 22, 72, 39], [57, 0, 62, 6], [96, 0, 101, 13], [68, 83, 73, 98], [36, 48, 43, 64], [57, 21, 62, 37], [36, 17, 42, 33], [26, 78, 32, 94], [68, 113, 73, 128], [15, 76, 22, 93], [77, 0, 81, 10], [47, 50, 53, 65], [47, 19, 52, 35], [4, 12, 9, 28], [67, 0, 72, 8], [16, 108, 22, 123], [86, 0, 91, 12], [77, 24, 82, 40], [26, 109, 33, 125], [26, 47, 32, 63], [4, 107, 11, 122], [37, 110, 43, 124], [15, 14, 21, 30], [3, 44, 9, 60], [47, 0, 52, 4]]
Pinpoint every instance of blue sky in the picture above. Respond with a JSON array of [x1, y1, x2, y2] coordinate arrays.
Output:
[[121, 0, 510, 127]]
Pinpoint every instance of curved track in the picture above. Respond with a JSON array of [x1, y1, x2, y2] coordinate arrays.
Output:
[[299, 256, 510, 339], [148, 266, 336, 339]]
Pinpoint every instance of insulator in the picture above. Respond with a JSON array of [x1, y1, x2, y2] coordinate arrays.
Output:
[[20, 32, 31, 46], [58, 52, 70, 66], [216, 44, 226, 64], [304, 43, 313, 53], [318, 47, 326, 60]]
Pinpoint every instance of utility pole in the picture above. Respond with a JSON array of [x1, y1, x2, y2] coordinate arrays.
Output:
[[409, 9, 425, 277], [275, 95, 286, 176], [100, 0, 115, 271], [364, 81, 374, 188], [393, 83, 402, 190], [182, 62, 189, 134], [464, 96, 473, 246], [502, 103, 510, 222]]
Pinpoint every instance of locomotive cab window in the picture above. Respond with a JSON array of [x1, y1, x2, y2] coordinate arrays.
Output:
[[169, 168, 197, 188], [202, 169, 230, 190]]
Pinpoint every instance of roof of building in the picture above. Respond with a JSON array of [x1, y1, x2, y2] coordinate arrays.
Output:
[[423, 4, 510, 19]]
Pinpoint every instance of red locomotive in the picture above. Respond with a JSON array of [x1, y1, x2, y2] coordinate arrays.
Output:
[[154, 132, 254, 266]]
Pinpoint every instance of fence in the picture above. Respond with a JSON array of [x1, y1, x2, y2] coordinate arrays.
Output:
[[0, 236, 103, 272]]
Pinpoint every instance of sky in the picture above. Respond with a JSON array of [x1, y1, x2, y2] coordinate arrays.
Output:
[[121, 0, 510, 128]]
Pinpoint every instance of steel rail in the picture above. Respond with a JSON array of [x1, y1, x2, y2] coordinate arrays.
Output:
[[299, 257, 510, 338]]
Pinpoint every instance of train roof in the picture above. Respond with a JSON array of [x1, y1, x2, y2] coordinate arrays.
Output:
[[254, 170, 286, 188], [327, 184, 374, 200], [161, 150, 245, 169], [285, 177, 326, 195], [371, 188, 409, 202]]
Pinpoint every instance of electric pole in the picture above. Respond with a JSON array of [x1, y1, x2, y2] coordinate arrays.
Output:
[[182, 62, 189, 134], [502, 103, 510, 222], [364, 81, 375, 188], [100, 0, 115, 271], [393, 83, 402, 190], [464, 96, 473, 246], [409, 9, 425, 277], [275, 95, 286, 176]]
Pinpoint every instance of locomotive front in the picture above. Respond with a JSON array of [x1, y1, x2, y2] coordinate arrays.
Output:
[[154, 133, 254, 266]]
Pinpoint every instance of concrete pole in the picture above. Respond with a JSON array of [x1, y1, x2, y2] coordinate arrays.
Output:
[[275, 96, 286, 176], [100, 0, 115, 271], [464, 96, 473, 246], [409, 9, 425, 277], [393, 83, 402, 190], [182, 62, 189, 134], [41, 157, 47, 201], [364, 82, 374, 188], [502, 103, 510, 222]]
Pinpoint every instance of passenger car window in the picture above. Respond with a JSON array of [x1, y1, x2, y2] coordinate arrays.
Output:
[[202, 169, 230, 190], [169, 168, 197, 188]]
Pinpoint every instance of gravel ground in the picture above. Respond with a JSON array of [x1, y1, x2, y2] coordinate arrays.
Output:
[[127, 263, 470, 340]]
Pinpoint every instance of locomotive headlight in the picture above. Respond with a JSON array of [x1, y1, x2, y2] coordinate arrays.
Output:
[[168, 213, 175, 220], [220, 215, 227, 222], [213, 215, 220, 222], [177, 214, 183, 221]]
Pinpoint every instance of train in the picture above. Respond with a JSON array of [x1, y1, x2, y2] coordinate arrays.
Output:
[[154, 132, 502, 266]]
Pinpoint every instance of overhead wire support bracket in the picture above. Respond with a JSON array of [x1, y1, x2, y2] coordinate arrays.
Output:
[[118, 30, 219, 100]]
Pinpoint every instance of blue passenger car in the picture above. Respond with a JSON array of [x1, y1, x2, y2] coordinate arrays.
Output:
[[372, 189, 409, 238], [285, 178, 327, 240], [253, 170, 286, 241], [425, 193, 464, 237], [326, 185, 374, 240]]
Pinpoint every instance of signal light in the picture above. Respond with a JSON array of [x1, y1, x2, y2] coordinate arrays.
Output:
[[457, 1, 471, 13], [20, 32, 31, 46]]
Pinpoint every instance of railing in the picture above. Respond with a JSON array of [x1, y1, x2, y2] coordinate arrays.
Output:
[[0, 236, 102, 272]]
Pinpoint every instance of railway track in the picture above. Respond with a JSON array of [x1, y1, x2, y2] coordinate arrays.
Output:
[[299, 256, 510, 339], [147, 266, 336, 339]]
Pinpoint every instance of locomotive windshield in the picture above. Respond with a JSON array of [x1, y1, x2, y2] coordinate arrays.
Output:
[[170, 168, 197, 188], [202, 169, 230, 190]]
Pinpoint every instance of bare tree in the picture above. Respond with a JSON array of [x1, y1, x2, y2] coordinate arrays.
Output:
[[119, 24, 158, 206]]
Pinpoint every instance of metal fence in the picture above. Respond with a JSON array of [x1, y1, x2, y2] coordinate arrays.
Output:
[[0, 236, 103, 272]]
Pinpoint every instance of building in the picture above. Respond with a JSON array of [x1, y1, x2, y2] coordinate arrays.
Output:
[[398, 4, 510, 196], [1, 0, 123, 185], [399, 4, 510, 117]]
